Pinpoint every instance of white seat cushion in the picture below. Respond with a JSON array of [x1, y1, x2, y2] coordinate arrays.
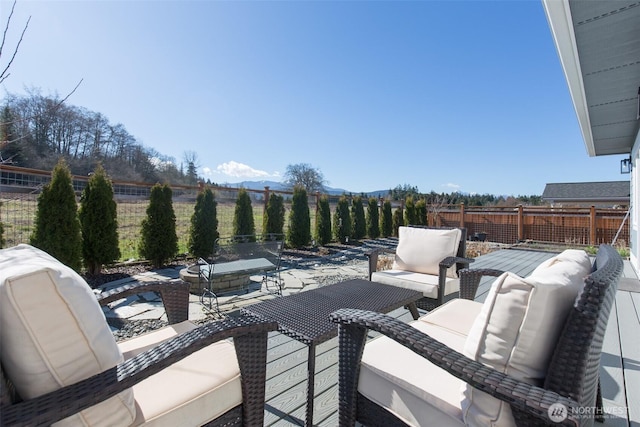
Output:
[[393, 227, 462, 278], [0, 244, 136, 427], [418, 298, 483, 336], [371, 269, 459, 299], [461, 249, 592, 427], [118, 320, 198, 360], [359, 299, 483, 427], [118, 324, 243, 426]]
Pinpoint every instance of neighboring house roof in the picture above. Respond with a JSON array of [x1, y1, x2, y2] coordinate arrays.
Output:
[[542, 1, 640, 157], [542, 181, 630, 204]]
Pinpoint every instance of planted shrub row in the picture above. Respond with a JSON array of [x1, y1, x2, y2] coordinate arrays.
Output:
[[25, 161, 411, 269]]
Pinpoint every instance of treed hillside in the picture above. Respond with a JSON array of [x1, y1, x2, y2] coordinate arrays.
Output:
[[0, 90, 200, 185], [0, 90, 543, 206]]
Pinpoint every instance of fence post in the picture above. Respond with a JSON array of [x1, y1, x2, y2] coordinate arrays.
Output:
[[590, 206, 596, 245], [459, 203, 465, 228], [517, 205, 524, 242]]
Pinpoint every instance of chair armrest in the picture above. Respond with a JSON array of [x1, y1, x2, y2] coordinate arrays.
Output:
[[458, 268, 505, 300], [440, 256, 474, 270], [1, 316, 278, 427], [329, 309, 580, 427], [97, 280, 190, 324], [366, 248, 394, 279], [438, 257, 475, 300]]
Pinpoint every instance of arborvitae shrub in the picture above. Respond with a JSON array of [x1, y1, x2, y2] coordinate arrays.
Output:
[[392, 207, 404, 237], [415, 199, 427, 226], [139, 183, 178, 267], [233, 188, 256, 238], [30, 159, 82, 271], [315, 195, 332, 245], [264, 193, 285, 236], [380, 200, 393, 237], [366, 197, 380, 239], [404, 196, 416, 225], [79, 164, 120, 275], [333, 196, 352, 243], [351, 196, 366, 240], [189, 187, 219, 260], [287, 186, 311, 248]]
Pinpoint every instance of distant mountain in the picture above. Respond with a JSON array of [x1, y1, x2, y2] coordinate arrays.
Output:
[[219, 180, 289, 192], [220, 180, 388, 197]]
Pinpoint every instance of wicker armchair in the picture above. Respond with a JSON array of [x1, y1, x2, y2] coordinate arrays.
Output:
[[0, 244, 277, 427], [332, 244, 623, 427], [367, 226, 474, 317]]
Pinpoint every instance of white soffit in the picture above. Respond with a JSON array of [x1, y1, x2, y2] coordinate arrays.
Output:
[[543, 0, 640, 157]]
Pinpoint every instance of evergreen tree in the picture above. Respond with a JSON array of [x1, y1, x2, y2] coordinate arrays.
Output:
[[30, 159, 82, 271], [351, 196, 366, 240], [392, 206, 404, 237], [315, 195, 332, 245], [139, 183, 178, 267], [415, 198, 427, 226], [404, 196, 417, 225], [263, 193, 285, 237], [233, 188, 255, 238], [287, 186, 311, 248], [333, 196, 352, 244], [189, 187, 218, 260], [367, 197, 380, 239], [79, 164, 120, 275], [380, 200, 393, 237], [186, 162, 198, 185]]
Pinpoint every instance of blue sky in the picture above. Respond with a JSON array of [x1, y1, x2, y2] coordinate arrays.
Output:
[[0, 0, 629, 196]]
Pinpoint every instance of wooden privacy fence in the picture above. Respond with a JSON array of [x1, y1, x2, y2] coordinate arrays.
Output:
[[435, 204, 630, 247]]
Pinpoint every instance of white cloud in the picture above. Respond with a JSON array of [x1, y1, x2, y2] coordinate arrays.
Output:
[[214, 161, 272, 178], [202, 167, 212, 176], [444, 183, 460, 190]]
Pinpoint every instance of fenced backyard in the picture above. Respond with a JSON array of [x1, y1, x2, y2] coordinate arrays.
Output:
[[0, 165, 631, 262]]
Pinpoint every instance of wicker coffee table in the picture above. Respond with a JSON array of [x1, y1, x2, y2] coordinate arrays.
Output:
[[240, 279, 422, 426]]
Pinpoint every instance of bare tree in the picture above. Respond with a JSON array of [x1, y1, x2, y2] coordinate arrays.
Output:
[[427, 195, 447, 227], [283, 163, 326, 193], [0, 0, 30, 85], [1, 1, 83, 165]]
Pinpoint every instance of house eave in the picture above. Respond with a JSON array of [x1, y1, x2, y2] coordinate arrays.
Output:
[[542, 0, 596, 156]]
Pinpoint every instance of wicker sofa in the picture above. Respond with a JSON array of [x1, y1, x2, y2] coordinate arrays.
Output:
[[332, 244, 623, 426], [0, 244, 277, 427], [367, 226, 474, 318]]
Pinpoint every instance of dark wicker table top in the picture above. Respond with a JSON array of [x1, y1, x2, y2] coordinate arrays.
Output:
[[241, 279, 422, 346]]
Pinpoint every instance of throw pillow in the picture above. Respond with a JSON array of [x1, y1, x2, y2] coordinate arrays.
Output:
[[460, 249, 592, 426]]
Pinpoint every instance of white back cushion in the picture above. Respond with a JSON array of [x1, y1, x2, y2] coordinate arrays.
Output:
[[460, 249, 592, 427], [393, 227, 462, 277], [0, 244, 135, 426]]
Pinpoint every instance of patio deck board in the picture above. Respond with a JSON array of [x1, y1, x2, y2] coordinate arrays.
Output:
[[615, 290, 640, 426], [466, 249, 556, 302], [601, 294, 627, 427], [261, 248, 636, 426]]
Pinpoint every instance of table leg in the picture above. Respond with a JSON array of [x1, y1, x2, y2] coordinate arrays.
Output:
[[306, 344, 316, 427], [407, 301, 420, 320]]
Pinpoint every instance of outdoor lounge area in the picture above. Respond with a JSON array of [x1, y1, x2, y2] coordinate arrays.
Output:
[[1, 239, 638, 427], [257, 246, 639, 427]]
